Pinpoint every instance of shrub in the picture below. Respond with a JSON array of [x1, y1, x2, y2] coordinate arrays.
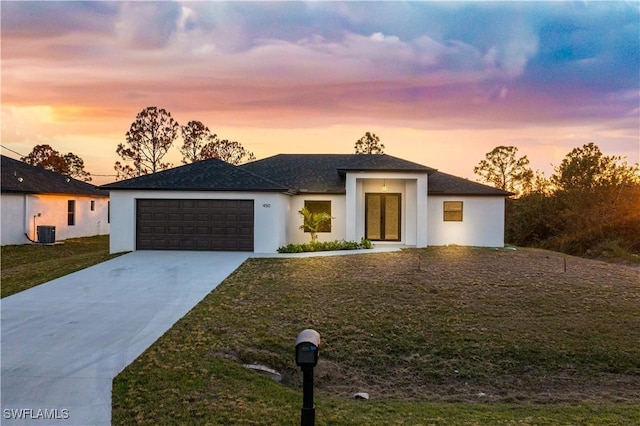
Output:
[[277, 239, 373, 253]]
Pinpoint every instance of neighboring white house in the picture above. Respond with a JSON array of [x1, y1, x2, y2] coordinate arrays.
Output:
[[1, 155, 110, 246], [102, 154, 511, 254]]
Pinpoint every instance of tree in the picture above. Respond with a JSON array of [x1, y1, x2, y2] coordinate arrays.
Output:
[[299, 207, 332, 243], [547, 142, 640, 253], [180, 120, 218, 164], [355, 132, 385, 154], [64, 153, 92, 182], [115, 106, 179, 179], [21, 144, 92, 181], [21, 144, 59, 168], [474, 146, 533, 197], [551, 142, 639, 191], [200, 139, 256, 165], [504, 142, 640, 256]]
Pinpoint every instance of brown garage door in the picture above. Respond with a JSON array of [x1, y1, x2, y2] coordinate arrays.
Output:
[[136, 199, 254, 251]]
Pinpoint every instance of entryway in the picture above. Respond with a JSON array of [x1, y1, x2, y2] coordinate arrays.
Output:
[[365, 193, 401, 241]]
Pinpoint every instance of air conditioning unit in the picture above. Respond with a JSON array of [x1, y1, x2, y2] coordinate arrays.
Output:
[[37, 226, 56, 244]]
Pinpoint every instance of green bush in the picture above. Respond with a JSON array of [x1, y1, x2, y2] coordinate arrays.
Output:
[[277, 238, 373, 253]]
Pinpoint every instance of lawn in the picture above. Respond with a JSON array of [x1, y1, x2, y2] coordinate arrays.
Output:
[[112, 247, 640, 424], [1, 235, 123, 298]]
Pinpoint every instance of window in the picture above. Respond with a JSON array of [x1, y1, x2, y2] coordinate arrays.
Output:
[[443, 201, 463, 222], [90, 200, 95, 211], [107, 201, 110, 224], [68, 200, 76, 226], [303, 200, 331, 232]]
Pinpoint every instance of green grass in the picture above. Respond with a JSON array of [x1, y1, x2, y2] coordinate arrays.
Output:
[[113, 247, 640, 424], [1, 235, 123, 298]]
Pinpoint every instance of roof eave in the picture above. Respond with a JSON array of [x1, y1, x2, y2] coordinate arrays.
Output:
[[428, 191, 513, 197], [338, 168, 435, 175], [103, 186, 292, 193]]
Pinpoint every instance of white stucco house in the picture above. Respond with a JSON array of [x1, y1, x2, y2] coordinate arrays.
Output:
[[102, 154, 511, 254], [1, 155, 110, 246]]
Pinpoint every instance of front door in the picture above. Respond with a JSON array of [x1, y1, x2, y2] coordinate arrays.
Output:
[[365, 193, 401, 241]]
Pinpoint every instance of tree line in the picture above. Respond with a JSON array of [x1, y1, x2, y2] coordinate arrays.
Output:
[[474, 144, 640, 257], [20, 145, 93, 181], [114, 106, 256, 180], [19, 107, 386, 182]]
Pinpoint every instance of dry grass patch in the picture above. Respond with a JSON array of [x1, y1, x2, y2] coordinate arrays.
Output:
[[113, 247, 640, 424]]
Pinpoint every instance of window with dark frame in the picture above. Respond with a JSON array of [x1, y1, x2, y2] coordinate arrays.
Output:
[[90, 200, 95, 211], [303, 200, 332, 232], [443, 201, 463, 222], [68, 200, 76, 226], [107, 201, 110, 224]]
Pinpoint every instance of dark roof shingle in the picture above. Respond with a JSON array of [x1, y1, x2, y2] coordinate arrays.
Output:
[[1, 155, 108, 197], [337, 154, 436, 173], [101, 157, 289, 192], [240, 154, 435, 193], [428, 171, 513, 196], [100, 153, 510, 197], [240, 154, 350, 193]]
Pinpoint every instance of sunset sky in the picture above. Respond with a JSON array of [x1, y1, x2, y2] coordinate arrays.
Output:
[[2, 1, 639, 185]]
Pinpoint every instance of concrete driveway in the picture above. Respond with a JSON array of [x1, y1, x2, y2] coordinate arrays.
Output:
[[1, 251, 250, 425]]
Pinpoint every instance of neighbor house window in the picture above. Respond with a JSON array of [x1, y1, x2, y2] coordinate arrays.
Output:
[[107, 201, 110, 224], [304, 200, 331, 232], [443, 201, 463, 222], [68, 200, 76, 226], [90, 200, 95, 211]]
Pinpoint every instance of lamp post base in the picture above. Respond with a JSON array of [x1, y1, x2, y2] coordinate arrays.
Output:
[[301, 406, 315, 426]]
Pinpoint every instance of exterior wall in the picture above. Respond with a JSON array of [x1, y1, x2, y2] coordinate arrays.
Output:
[[109, 190, 289, 254], [346, 172, 428, 247], [427, 195, 505, 247], [287, 194, 346, 244], [0, 193, 109, 246], [1, 194, 27, 245]]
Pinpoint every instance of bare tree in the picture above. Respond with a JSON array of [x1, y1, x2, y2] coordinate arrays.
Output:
[[115, 106, 179, 179], [63, 153, 92, 182], [180, 120, 217, 164], [354, 132, 385, 154], [200, 139, 256, 165]]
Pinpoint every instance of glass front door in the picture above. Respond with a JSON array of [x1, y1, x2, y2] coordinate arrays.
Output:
[[365, 193, 401, 241]]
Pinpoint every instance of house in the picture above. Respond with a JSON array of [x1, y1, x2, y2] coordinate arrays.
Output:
[[102, 154, 511, 254], [1, 155, 110, 246]]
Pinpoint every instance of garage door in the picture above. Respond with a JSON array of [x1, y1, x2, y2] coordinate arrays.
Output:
[[136, 199, 254, 251]]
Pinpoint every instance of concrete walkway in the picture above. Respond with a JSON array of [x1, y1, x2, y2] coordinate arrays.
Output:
[[1, 251, 250, 425]]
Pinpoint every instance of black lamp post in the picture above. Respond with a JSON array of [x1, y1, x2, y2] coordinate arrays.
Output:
[[295, 329, 320, 426]]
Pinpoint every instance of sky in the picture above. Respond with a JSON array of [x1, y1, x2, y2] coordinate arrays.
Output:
[[2, 1, 639, 185]]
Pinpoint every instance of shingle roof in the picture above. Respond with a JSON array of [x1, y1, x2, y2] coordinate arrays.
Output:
[[240, 154, 352, 193], [239, 154, 436, 193], [100, 154, 510, 197], [337, 154, 436, 173], [101, 157, 290, 192], [1, 155, 108, 197], [428, 171, 513, 196]]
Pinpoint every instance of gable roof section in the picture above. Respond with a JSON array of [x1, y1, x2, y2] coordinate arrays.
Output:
[[101, 157, 290, 192], [240, 154, 352, 193], [428, 171, 513, 196], [240, 154, 436, 193], [337, 154, 436, 173], [1, 155, 108, 197]]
